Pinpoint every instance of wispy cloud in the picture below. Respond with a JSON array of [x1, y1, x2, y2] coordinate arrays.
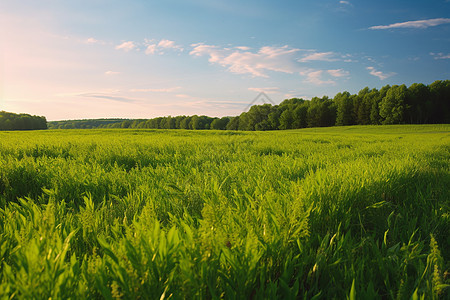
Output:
[[190, 43, 352, 86], [83, 37, 108, 45], [145, 44, 157, 55], [327, 69, 349, 77], [299, 68, 349, 85], [145, 39, 183, 55], [298, 51, 338, 62], [190, 44, 300, 77], [235, 46, 251, 50], [175, 94, 191, 98], [337, 0, 353, 12], [85, 37, 101, 44], [158, 39, 183, 51], [130, 87, 181, 93], [105, 71, 120, 75], [79, 93, 135, 103], [366, 66, 395, 80], [248, 87, 280, 94], [369, 18, 450, 30], [300, 70, 336, 85], [112, 38, 184, 54], [115, 41, 136, 52], [284, 93, 310, 100], [430, 52, 450, 60]]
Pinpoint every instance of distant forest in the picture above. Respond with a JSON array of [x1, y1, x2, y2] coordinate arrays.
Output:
[[45, 80, 449, 131], [48, 119, 129, 130], [0, 111, 47, 131]]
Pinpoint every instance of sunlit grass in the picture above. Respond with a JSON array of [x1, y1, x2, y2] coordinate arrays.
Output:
[[1, 125, 449, 298]]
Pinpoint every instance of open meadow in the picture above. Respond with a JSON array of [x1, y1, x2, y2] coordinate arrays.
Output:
[[0, 125, 449, 299]]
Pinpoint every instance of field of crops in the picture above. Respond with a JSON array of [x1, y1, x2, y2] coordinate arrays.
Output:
[[0, 125, 449, 299]]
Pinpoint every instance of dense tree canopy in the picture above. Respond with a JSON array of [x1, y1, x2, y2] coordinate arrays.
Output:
[[48, 80, 450, 131], [0, 111, 47, 130], [47, 119, 127, 129]]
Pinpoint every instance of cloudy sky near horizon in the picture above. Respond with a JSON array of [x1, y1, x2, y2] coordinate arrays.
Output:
[[1, 0, 449, 121]]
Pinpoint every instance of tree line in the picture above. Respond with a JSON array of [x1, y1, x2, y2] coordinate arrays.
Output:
[[0, 111, 47, 130], [48, 80, 449, 130], [48, 119, 129, 130]]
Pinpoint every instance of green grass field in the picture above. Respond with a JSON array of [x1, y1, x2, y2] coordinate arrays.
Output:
[[1, 125, 449, 299]]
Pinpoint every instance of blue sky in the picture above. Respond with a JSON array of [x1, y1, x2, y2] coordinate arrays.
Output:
[[1, 0, 449, 120]]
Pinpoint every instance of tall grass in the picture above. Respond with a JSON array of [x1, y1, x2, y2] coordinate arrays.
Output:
[[0, 125, 449, 298]]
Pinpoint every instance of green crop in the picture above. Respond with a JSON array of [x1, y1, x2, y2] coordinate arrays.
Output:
[[0, 125, 449, 299]]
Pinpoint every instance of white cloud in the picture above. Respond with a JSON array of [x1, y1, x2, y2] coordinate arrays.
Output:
[[339, 1, 350, 4], [370, 18, 450, 30], [408, 56, 420, 61], [72, 36, 108, 45], [366, 66, 395, 80], [341, 54, 355, 62], [145, 44, 157, 55], [190, 43, 300, 77], [56, 89, 121, 98], [284, 93, 310, 100], [258, 46, 299, 58], [144, 39, 183, 55], [248, 87, 279, 94], [104, 71, 120, 75], [175, 94, 191, 98], [190, 43, 352, 84], [300, 70, 336, 86], [190, 44, 220, 60], [78, 92, 135, 103], [85, 37, 100, 44], [158, 39, 176, 48], [130, 87, 181, 93], [298, 51, 338, 62], [235, 46, 251, 50], [327, 69, 349, 77], [430, 52, 450, 60], [115, 41, 136, 52], [158, 39, 183, 51]]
